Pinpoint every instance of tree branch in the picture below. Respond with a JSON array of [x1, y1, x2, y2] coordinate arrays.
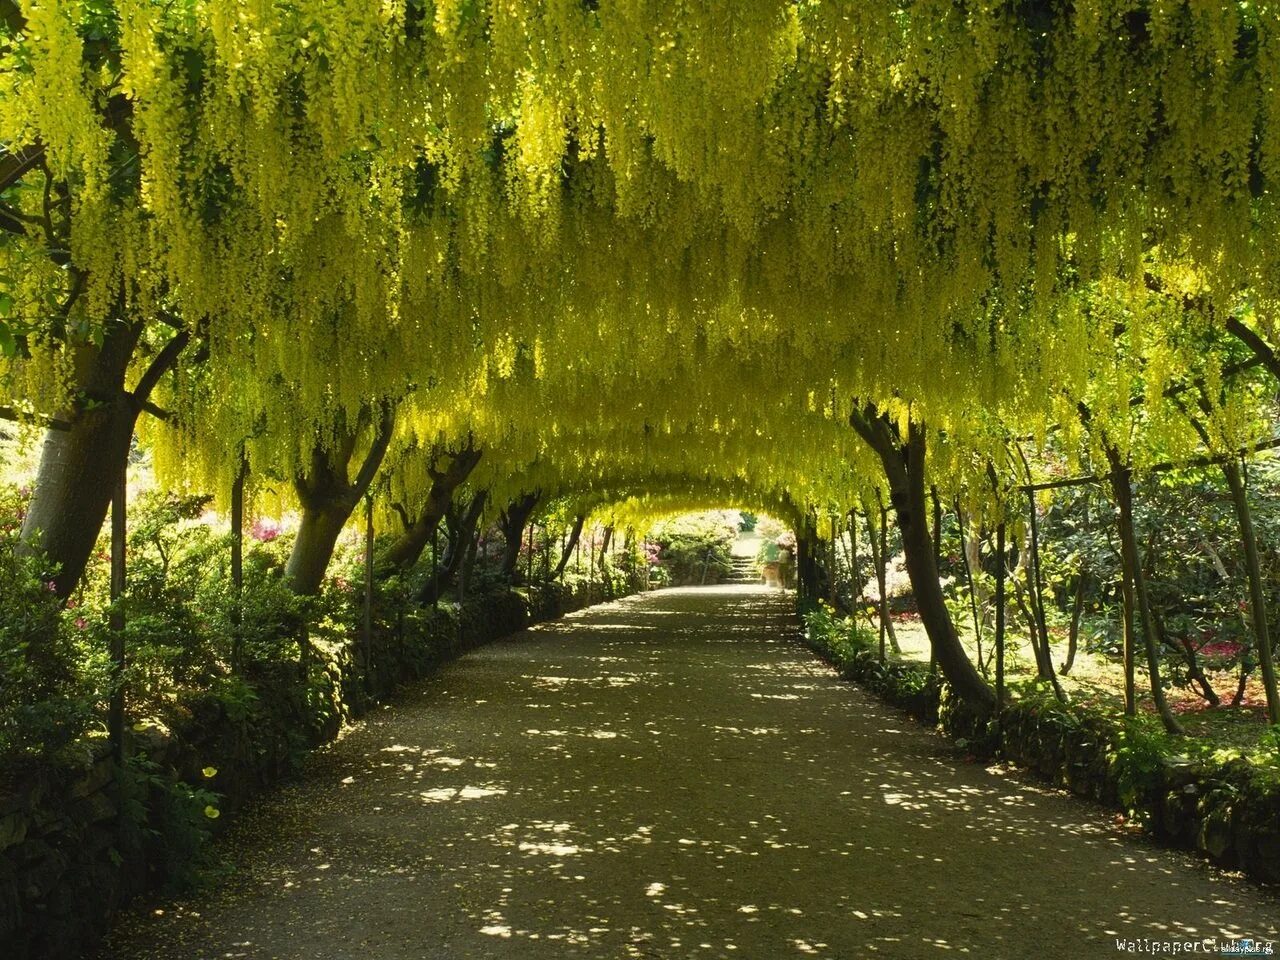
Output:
[[1018, 436, 1280, 492], [138, 398, 173, 422], [0, 405, 70, 431], [351, 402, 395, 496], [132, 329, 190, 402], [0, 0, 25, 35], [0, 144, 42, 193], [390, 501, 413, 532], [1225, 315, 1280, 384]]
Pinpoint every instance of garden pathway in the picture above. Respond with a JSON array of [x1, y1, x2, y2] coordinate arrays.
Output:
[[100, 586, 1277, 960]]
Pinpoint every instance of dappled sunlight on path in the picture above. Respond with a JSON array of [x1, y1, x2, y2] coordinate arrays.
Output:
[[100, 586, 1277, 960]]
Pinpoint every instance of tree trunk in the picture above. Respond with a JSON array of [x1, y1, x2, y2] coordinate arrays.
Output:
[[498, 492, 539, 582], [21, 321, 192, 599], [850, 405, 995, 711], [599, 525, 614, 569], [285, 403, 395, 595], [21, 324, 142, 598], [1063, 570, 1086, 675], [382, 446, 482, 573], [797, 520, 820, 600], [553, 515, 585, 579], [420, 491, 486, 603], [1223, 459, 1280, 724], [287, 504, 352, 596], [1108, 460, 1184, 735]]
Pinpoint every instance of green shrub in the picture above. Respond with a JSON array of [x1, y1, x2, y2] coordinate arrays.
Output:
[[650, 512, 737, 585], [0, 486, 105, 770]]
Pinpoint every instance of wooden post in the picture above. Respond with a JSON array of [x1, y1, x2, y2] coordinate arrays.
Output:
[[363, 492, 374, 687], [457, 528, 475, 651], [108, 465, 127, 763], [995, 521, 1006, 712], [230, 452, 245, 672], [876, 496, 892, 661], [526, 518, 534, 585], [431, 524, 439, 612], [1110, 463, 1182, 734], [851, 510, 870, 632], [542, 523, 552, 588], [1119, 566, 1137, 715], [827, 514, 838, 606], [955, 500, 985, 676], [929, 489, 941, 676], [1025, 487, 1058, 688]]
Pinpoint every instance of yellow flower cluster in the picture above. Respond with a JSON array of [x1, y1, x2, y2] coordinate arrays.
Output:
[[0, 1, 1275, 529]]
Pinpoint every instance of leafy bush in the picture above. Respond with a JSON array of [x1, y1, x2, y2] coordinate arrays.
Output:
[[649, 511, 737, 585], [0, 486, 105, 770]]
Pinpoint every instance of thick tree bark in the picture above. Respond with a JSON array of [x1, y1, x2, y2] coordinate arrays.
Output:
[[553, 515, 585, 579], [382, 445, 482, 573], [498, 492, 539, 582], [21, 322, 189, 598], [285, 403, 395, 595], [851, 404, 995, 711]]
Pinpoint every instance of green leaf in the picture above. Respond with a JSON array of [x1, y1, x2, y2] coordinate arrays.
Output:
[[0, 320, 14, 357]]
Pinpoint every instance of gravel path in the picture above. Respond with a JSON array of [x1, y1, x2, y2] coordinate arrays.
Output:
[[99, 586, 1278, 960]]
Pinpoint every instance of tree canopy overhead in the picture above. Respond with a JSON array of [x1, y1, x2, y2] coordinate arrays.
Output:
[[3, 2, 1280, 619]]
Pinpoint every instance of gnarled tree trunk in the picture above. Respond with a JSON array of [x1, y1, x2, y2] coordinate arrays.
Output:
[[382, 444, 482, 573], [850, 404, 995, 712], [285, 403, 395, 595], [498, 492, 539, 582], [21, 322, 189, 598], [553, 515, 585, 579], [420, 491, 487, 603]]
